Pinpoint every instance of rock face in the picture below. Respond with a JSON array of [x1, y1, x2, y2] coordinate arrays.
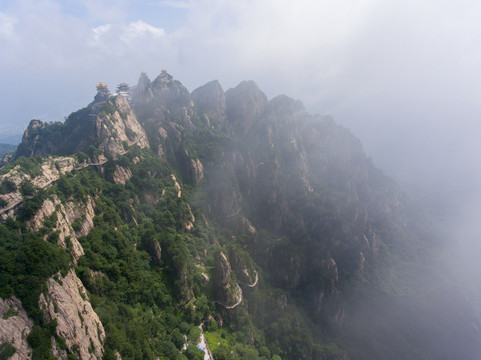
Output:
[[150, 70, 196, 130], [130, 71, 207, 187], [170, 174, 182, 198], [39, 269, 105, 360], [16, 90, 148, 160], [0, 156, 80, 219], [132, 69, 196, 133], [225, 81, 268, 135], [191, 80, 228, 130], [214, 251, 244, 309], [96, 96, 149, 158], [112, 165, 132, 184], [215, 252, 231, 287], [189, 158, 204, 184], [184, 204, 196, 231], [19, 120, 50, 157], [179, 149, 204, 184], [27, 195, 96, 264], [132, 72, 154, 102], [3, 71, 471, 359], [195, 79, 414, 322], [0, 297, 33, 360], [35, 157, 78, 188]]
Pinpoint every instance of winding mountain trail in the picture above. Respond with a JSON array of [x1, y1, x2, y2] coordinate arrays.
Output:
[[238, 271, 258, 288], [215, 284, 243, 310]]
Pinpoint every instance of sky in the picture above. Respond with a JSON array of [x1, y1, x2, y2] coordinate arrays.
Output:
[[1, 0, 481, 191]]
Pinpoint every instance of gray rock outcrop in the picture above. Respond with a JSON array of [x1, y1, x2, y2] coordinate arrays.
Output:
[[225, 81, 267, 135], [27, 195, 96, 264], [96, 96, 149, 158], [0, 156, 80, 218], [0, 297, 33, 360], [39, 269, 105, 360], [191, 80, 228, 130], [112, 165, 132, 185], [215, 252, 231, 287], [214, 251, 243, 309]]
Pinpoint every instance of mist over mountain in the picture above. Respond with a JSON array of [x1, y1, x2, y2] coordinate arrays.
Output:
[[0, 70, 479, 360]]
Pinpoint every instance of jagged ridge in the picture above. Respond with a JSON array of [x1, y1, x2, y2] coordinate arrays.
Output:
[[0, 70, 479, 360]]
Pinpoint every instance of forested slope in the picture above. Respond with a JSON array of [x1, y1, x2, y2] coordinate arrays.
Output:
[[0, 70, 479, 360]]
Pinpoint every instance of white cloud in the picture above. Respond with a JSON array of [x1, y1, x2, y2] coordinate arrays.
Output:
[[1, 0, 481, 190], [122, 20, 165, 41], [88, 21, 166, 61], [90, 21, 165, 46], [91, 24, 113, 43]]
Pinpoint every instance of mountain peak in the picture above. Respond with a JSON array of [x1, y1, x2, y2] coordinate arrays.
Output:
[[268, 94, 306, 114], [225, 80, 268, 134], [151, 69, 176, 91], [2, 70, 478, 360], [192, 80, 227, 129]]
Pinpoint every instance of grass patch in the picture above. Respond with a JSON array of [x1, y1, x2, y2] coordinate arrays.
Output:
[[204, 330, 226, 353]]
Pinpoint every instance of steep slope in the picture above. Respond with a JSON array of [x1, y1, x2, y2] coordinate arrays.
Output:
[[184, 75, 481, 359], [200, 81, 406, 292], [39, 269, 105, 360], [16, 88, 148, 159], [130, 70, 205, 184], [0, 297, 33, 359], [0, 70, 479, 360]]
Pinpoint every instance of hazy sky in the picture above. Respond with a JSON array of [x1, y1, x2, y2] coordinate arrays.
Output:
[[1, 0, 481, 187]]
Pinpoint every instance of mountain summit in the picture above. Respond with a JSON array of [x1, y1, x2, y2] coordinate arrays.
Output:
[[0, 71, 479, 360]]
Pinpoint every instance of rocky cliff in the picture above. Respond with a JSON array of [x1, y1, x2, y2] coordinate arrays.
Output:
[[95, 95, 149, 159], [0, 297, 33, 360], [0, 70, 478, 360], [200, 81, 407, 310], [39, 270, 105, 360], [191, 80, 228, 131], [27, 195, 96, 264], [16, 87, 148, 160], [0, 156, 79, 218]]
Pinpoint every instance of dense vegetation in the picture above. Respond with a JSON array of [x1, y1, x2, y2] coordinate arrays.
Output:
[[1, 72, 479, 360], [0, 140, 350, 359]]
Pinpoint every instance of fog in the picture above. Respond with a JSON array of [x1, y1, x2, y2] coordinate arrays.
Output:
[[1, 0, 481, 356], [2, 1, 481, 186]]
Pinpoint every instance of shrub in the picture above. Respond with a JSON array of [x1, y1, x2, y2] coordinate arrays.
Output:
[[0, 179, 17, 194]]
